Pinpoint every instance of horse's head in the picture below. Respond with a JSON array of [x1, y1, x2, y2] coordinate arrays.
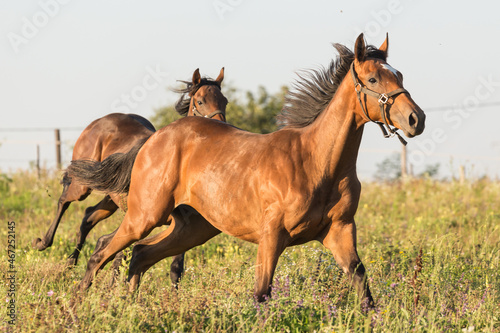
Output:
[[351, 33, 425, 139], [187, 68, 227, 122]]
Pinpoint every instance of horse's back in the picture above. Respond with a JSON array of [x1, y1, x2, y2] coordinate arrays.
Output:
[[143, 116, 303, 173], [72, 113, 155, 161], [126, 113, 156, 132]]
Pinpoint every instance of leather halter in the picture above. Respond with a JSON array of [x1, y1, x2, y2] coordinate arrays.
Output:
[[350, 62, 408, 146], [191, 98, 225, 119]]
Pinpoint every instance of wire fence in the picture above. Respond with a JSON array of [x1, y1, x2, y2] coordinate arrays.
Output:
[[0, 127, 402, 179], [2, 100, 500, 180], [1, 127, 499, 182], [0, 127, 84, 172]]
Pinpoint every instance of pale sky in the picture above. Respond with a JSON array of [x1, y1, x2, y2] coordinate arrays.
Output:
[[1, 0, 499, 179]]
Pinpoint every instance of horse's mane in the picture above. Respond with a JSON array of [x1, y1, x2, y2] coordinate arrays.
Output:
[[173, 78, 221, 116], [277, 43, 386, 128]]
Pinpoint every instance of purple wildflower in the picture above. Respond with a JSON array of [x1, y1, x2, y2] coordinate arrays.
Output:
[[327, 305, 337, 319]]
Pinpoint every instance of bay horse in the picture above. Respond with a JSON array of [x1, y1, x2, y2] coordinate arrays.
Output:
[[34, 68, 227, 283], [68, 34, 425, 307]]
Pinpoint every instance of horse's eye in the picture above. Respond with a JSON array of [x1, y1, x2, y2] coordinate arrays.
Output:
[[197, 101, 202, 105], [368, 78, 377, 84]]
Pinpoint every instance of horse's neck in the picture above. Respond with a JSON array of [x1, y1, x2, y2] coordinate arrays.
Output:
[[302, 81, 365, 182]]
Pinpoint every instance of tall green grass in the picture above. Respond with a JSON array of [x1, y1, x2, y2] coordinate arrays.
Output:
[[1, 170, 499, 332]]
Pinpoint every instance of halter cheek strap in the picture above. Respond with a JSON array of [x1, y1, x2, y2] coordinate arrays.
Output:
[[350, 62, 408, 146], [191, 97, 225, 119]]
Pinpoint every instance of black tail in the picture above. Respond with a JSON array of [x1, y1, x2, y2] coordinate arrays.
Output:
[[66, 138, 148, 194]]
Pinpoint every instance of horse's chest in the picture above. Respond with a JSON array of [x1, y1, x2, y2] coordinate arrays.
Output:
[[285, 184, 361, 241]]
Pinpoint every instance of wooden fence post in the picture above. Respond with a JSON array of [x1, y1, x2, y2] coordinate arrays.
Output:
[[401, 145, 408, 178], [36, 144, 41, 178], [55, 129, 62, 170], [459, 165, 466, 184]]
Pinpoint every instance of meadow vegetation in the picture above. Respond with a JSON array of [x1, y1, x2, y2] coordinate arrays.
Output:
[[1, 169, 499, 332]]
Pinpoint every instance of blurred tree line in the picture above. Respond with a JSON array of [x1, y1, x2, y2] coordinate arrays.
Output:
[[151, 84, 288, 134]]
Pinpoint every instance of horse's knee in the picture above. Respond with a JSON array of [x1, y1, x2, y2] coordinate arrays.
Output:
[[80, 219, 94, 235], [58, 195, 71, 209], [86, 251, 103, 270], [83, 205, 95, 217]]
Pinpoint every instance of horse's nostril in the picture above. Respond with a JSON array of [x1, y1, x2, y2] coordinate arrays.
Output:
[[409, 112, 417, 127]]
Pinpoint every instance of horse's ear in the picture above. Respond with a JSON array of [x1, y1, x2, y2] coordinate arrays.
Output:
[[354, 33, 366, 62], [215, 67, 224, 85], [379, 33, 389, 59], [192, 68, 201, 85]]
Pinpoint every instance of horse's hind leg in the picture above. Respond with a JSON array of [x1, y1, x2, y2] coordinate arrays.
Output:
[[67, 195, 119, 266], [32, 176, 91, 251], [319, 220, 374, 309], [82, 227, 128, 286], [128, 213, 221, 292], [79, 199, 175, 291]]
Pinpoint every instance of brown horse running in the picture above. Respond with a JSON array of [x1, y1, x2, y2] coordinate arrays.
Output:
[[68, 34, 425, 307], [34, 68, 227, 283]]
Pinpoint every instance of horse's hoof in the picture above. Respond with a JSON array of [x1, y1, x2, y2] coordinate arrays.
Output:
[[78, 281, 91, 292], [32, 238, 48, 251], [361, 298, 376, 313], [65, 257, 78, 268], [170, 273, 182, 287]]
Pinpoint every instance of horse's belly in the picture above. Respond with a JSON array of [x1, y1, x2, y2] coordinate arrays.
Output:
[[203, 210, 262, 244]]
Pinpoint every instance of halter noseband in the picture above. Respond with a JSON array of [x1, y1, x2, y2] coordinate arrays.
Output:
[[191, 98, 225, 119], [350, 62, 408, 146], [190, 83, 225, 119]]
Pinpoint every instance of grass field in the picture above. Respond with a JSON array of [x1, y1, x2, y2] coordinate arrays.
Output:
[[1, 170, 499, 332]]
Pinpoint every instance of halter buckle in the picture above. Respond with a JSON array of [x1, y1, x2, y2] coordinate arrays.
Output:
[[354, 83, 362, 93], [378, 94, 389, 104]]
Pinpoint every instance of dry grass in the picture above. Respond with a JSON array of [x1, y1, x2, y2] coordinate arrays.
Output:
[[1, 170, 499, 332]]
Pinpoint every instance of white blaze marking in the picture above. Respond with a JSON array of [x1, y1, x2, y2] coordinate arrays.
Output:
[[382, 63, 399, 77]]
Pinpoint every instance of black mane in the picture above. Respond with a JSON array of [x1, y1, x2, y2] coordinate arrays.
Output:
[[277, 43, 386, 128], [173, 78, 221, 116]]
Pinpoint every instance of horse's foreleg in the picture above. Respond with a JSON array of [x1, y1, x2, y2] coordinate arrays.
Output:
[[166, 206, 199, 286], [67, 195, 118, 266], [254, 233, 286, 302], [169, 254, 185, 286], [320, 220, 374, 309], [128, 214, 220, 292], [33, 181, 91, 251]]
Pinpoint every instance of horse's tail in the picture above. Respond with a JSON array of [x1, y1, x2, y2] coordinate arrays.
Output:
[[66, 138, 148, 194]]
